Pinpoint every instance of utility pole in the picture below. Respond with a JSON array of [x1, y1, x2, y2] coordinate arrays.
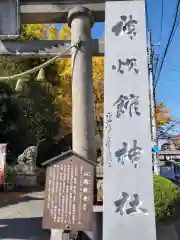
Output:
[[147, 30, 159, 175]]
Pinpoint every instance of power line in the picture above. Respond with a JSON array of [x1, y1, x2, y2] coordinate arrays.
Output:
[[158, 120, 180, 138], [157, 62, 180, 76], [155, 0, 180, 87], [156, 1, 180, 85], [159, 0, 164, 45], [154, 54, 180, 74], [169, 11, 180, 46], [155, 2, 180, 86]]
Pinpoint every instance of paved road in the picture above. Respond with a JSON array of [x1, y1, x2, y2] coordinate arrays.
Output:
[[0, 191, 50, 240]]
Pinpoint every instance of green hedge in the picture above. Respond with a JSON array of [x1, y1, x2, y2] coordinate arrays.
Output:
[[154, 174, 180, 223]]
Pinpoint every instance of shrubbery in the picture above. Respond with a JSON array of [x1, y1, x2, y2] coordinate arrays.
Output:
[[3, 166, 180, 224], [4, 165, 17, 185], [154, 174, 180, 223]]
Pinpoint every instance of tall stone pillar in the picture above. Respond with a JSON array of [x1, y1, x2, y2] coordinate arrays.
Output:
[[67, 7, 101, 240], [51, 8, 96, 240], [67, 6, 95, 163]]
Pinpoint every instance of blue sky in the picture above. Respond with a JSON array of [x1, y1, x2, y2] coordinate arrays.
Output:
[[146, 0, 180, 122], [58, 0, 179, 121], [90, 0, 180, 122]]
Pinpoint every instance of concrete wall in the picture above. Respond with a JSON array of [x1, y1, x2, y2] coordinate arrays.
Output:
[[16, 174, 38, 187], [156, 221, 180, 240]]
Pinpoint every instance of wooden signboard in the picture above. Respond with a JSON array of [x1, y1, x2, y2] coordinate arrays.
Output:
[[42, 151, 94, 231]]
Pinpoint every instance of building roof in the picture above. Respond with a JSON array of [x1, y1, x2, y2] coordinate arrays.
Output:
[[41, 150, 96, 167], [159, 150, 180, 155]]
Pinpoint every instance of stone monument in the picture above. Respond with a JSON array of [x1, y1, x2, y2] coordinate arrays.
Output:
[[103, 1, 156, 239]]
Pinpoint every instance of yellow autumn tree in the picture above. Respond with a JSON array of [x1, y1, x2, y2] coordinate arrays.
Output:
[[155, 102, 172, 128], [57, 24, 104, 135], [21, 24, 48, 40], [53, 24, 104, 135], [54, 57, 72, 135], [22, 24, 171, 136], [55, 24, 72, 135], [21, 24, 71, 135]]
